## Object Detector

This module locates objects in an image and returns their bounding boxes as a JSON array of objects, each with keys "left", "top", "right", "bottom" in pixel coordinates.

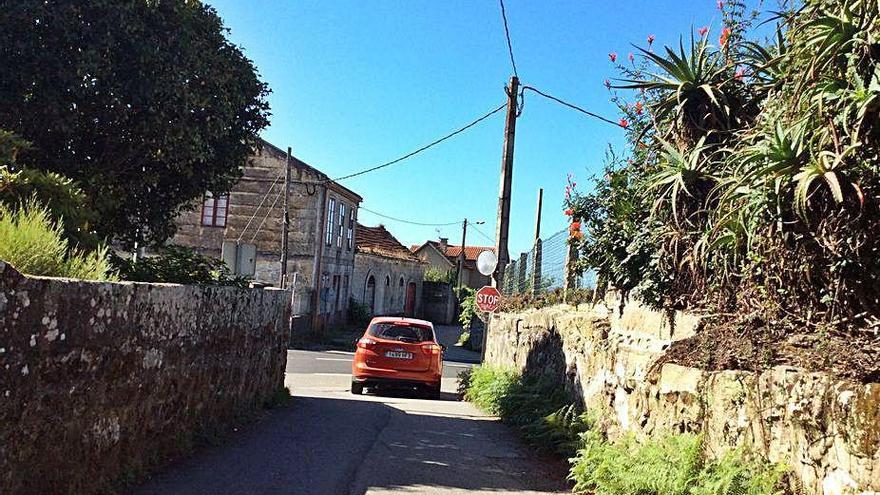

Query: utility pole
[
  {"left": 456, "top": 218, "right": 468, "bottom": 290},
  {"left": 493, "top": 75, "right": 519, "bottom": 291},
  {"left": 279, "top": 147, "right": 292, "bottom": 289},
  {"left": 532, "top": 188, "right": 543, "bottom": 295}
]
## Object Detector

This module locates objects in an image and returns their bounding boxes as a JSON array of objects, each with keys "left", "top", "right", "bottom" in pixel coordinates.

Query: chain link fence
[{"left": 501, "top": 228, "right": 596, "bottom": 296}]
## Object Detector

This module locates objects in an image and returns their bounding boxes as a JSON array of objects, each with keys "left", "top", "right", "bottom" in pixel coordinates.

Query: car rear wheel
[{"left": 351, "top": 381, "right": 364, "bottom": 395}]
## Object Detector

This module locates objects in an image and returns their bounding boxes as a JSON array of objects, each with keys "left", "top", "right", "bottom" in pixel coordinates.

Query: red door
[{"left": 404, "top": 282, "right": 416, "bottom": 316}]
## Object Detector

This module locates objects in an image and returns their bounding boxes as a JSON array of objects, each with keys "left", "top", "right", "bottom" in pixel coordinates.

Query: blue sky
[{"left": 207, "top": 0, "right": 743, "bottom": 254}]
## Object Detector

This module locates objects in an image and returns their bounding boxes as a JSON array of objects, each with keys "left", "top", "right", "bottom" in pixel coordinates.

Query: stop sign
[{"left": 475, "top": 286, "right": 502, "bottom": 313}]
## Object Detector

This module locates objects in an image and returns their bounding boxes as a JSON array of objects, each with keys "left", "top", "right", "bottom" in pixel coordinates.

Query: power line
[
  {"left": 470, "top": 222, "right": 496, "bottom": 244},
  {"left": 498, "top": 0, "right": 519, "bottom": 78},
  {"left": 521, "top": 85, "right": 626, "bottom": 128},
  {"left": 250, "top": 188, "right": 284, "bottom": 243},
  {"left": 236, "top": 169, "right": 285, "bottom": 243},
  {"left": 331, "top": 102, "right": 507, "bottom": 182},
  {"left": 358, "top": 205, "right": 461, "bottom": 227}
]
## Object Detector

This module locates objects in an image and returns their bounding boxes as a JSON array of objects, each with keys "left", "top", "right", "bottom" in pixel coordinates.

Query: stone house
[
  {"left": 172, "top": 140, "right": 362, "bottom": 330},
  {"left": 410, "top": 238, "right": 494, "bottom": 290},
  {"left": 352, "top": 224, "right": 425, "bottom": 317}
]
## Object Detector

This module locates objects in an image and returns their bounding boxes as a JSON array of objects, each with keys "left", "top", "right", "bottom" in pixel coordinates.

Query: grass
[
  {"left": 570, "top": 432, "right": 787, "bottom": 495},
  {"left": 0, "top": 200, "right": 115, "bottom": 280},
  {"left": 462, "top": 366, "right": 589, "bottom": 456}
]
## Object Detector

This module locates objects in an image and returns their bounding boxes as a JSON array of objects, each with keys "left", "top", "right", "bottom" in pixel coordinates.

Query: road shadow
[
  {"left": 134, "top": 395, "right": 567, "bottom": 495},
  {"left": 365, "top": 387, "right": 461, "bottom": 402}
]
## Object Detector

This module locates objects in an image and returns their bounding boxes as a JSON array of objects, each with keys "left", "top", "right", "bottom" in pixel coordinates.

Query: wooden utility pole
[
  {"left": 493, "top": 75, "right": 519, "bottom": 290},
  {"left": 456, "top": 218, "right": 468, "bottom": 290},
  {"left": 279, "top": 147, "right": 292, "bottom": 288},
  {"left": 532, "top": 188, "right": 543, "bottom": 295}
]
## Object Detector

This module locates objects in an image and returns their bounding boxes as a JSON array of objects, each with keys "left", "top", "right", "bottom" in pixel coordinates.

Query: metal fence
[{"left": 501, "top": 228, "right": 596, "bottom": 296}]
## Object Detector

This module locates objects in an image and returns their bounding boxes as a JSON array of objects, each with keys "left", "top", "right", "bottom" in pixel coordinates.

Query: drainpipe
[{"left": 311, "top": 184, "right": 328, "bottom": 331}]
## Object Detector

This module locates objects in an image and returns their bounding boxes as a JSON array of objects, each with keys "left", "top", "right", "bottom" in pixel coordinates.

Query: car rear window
[{"left": 368, "top": 323, "right": 434, "bottom": 343}]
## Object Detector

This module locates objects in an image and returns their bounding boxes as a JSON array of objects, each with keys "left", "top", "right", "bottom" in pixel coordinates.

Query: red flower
[
  {"left": 604, "top": 79, "right": 611, "bottom": 89},
  {"left": 734, "top": 67, "right": 745, "bottom": 80},
  {"left": 569, "top": 221, "right": 581, "bottom": 231},
  {"left": 619, "top": 118, "right": 629, "bottom": 128},
  {"left": 698, "top": 26, "right": 709, "bottom": 37},
  {"left": 634, "top": 101, "right": 644, "bottom": 115},
  {"left": 564, "top": 208, "right": 574, "bottom": 216},
  {"left": 609, "top": 52, "right": 617, "bottom": 62},
  {"left": 571, "top": 230, "right": 584, "bottom": 240},
  {"left": 628, "top": 52, "right": 634, "bottom": 62},
  {"left": 717, "top": 0, "right": 724, "bottom": 9},
  {"left": 647, "top": 34, "right": 655, "bottom": 45},
  {"left": 719, "top": 27, "right": 731, "bottom": 47}
]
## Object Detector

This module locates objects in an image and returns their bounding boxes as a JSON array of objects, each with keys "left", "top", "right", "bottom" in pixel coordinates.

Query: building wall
[
  {"left": 352, "top": 253, "right": 425, "bottom": 317},
  {"left": 414, "top": 245, "right": 455, "bottom": 275},
  {"left": 0, "top": 262, "right": 289, "bottom": 494},
  {"left": 172, "top": 143, "right": 361, "bottom": 326}
]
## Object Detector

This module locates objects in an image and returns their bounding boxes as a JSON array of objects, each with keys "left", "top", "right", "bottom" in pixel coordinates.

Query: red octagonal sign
[{"left": 475, "top": 286, "right": 502, "bottom": 313}]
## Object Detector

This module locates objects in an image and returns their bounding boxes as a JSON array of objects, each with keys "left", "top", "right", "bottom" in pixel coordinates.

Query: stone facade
[
  {"left": 484, "top": 300, "right": 880, "bottom": 495},
  {"left": 352, "top": 253, "right": 424, "bottom": 317},
  {"left": 173, "top": 140, "right": 362, "bottom": 329},
  {"left": 0, "top": 262, "right": 289, "bottom": 494},
  {"left": 352, "top": 224, "right": 425, "bottom": 317}
]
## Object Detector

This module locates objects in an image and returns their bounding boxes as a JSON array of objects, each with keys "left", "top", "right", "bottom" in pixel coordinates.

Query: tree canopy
[{"left": 0, "top": 0, "right": 271, "bottom": 247}]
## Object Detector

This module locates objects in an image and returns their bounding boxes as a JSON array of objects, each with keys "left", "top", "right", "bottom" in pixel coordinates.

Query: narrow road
[{"left": 134, "top": 327, "right": 567, "bottom": 495}]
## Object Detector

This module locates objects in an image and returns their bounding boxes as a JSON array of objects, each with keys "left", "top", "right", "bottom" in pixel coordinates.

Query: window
[
  {"left": 368, "top": 322, "right": 434, "bottom": 343},
  {"left": 337, "top": 203, "right": 346, "bottom": 248},
  {"left": 201, "top": 192, "right": 228, "bottom": 227},
  {"left": 326, "top": 198, "right": 336, "bottom": 246},
  {"left": 346, "top": 207, "right": 354, "bottom": 250}
]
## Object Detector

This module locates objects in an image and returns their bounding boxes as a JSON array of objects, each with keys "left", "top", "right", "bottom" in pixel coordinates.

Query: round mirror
[{"left": 476, "top": 250, "right": 497, "bottom": 276}]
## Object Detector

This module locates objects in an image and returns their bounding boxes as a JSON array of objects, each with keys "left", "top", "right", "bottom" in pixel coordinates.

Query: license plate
[{"left": 385, "top": 351, "right": 413, "bottom": 360}]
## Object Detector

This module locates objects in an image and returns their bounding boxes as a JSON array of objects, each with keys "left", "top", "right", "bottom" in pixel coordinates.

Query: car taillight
[
  {"left": 421, "top": 344, "right": 442, "bottom": 355},
  {"left": 357, "top": 338, "right": 377, "bottom": 349}
]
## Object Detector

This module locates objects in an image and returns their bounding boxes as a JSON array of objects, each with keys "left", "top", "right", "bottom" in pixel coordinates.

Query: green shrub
[
  {"left": 0, "top": 131, "right": 98, "bottom": 248},
  {"left": 348, "top": 298, "right": 372, "bottom": 324},
  {"left": 0, "top": 201, "right": 115, "bottom": 281},
  {"left": 464, "top": 365, "right": 582, "bottom": 454},
  {"left": 112, "top": 245, "right": 247, "bottom": 287},
  {"left": 424, "top": 267, "right": 455, "bottom": 283},
  {"left": 570, "top": 432, "right": 786, "bottom": 495},
  {"left": 464, "top": 366, "right": 521, "bottom": 416},
  {"left": 457, "top": 286, "right": 478, "bottom": 329}
]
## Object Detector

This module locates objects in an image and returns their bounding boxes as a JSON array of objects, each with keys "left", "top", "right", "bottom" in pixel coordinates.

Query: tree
[{"left": 0, "top": 0, "right": 271, "bottom": 247}]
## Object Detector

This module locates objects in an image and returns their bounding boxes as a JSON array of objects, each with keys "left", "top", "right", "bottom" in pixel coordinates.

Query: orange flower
[
  {"left": 570, "top": 221, "right": 581, "bottom": 231},
  {"left": 719, "top": 27, "right": 732, "bottom": 47},
  {"left": 634, "top": 101, "right": 644, "bottom": 115},
  {"left": 619, "top": 118, "right": 629, "bottom": 128}
]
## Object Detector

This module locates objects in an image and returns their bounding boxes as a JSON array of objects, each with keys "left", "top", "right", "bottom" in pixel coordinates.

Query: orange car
[{"left": 351, "top": 317, "right": 444, "bottom": 397}]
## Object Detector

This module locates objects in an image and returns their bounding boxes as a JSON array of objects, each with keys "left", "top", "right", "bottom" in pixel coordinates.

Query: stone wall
[
  {"left": 484, "top": 301, "right": 880, "bottom": 495},
  {"left": 0, "top": 262, "right": 290, "bottom": 494}
]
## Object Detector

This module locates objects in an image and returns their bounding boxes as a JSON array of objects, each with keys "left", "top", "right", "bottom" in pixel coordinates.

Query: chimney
[{"left": 438, "top": 237, "right": 448, "bottom": 252}]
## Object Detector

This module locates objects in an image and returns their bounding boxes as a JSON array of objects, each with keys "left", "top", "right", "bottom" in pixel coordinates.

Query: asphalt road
[{"left": 134, "top": 327, "right": 567, "bottom": 495}]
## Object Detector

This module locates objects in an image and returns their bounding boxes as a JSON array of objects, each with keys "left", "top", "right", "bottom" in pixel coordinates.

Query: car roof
[{"left": 369, "top": 316, "right": 434, "bottom": 328}]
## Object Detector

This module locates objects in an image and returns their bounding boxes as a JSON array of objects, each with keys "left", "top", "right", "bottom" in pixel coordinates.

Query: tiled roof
[
  {"left": 411, "top": 241, "right": 495, "bottom": 262},
  {"left": 356, "top": 224, "right": 422, "bottom": 262}
]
